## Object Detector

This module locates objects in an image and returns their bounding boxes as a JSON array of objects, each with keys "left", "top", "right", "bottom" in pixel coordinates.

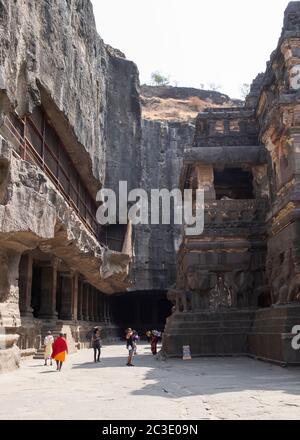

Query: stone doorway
[{"left": 110, "top": 290, "right": 172, "bottom": 339}]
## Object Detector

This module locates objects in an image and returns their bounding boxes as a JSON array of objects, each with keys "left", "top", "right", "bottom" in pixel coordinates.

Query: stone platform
[
  {"left": 163, "top": 310, "right": 255, "bottom": 357},
  {"left": 249, "top": 305, "right": 300, "bottom": 365},
  {"left": 163, "top": 306, "right": 300, "bottom": 365}
]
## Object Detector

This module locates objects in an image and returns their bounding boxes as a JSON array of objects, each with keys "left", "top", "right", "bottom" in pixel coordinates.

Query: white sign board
[{"left": 183, "top": 345, "right": 192, "bottom": 360}]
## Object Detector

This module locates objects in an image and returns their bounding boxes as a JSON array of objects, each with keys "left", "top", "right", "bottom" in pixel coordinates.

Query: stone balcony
[
  {"left": 204, "top": 199, "right": 267, "bottom": 228},
  {"left": 185, "top": 199, "right": 268, "bottom": 242}
]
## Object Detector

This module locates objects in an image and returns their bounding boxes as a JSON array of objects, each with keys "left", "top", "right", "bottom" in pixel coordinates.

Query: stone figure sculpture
[
  {"left": 186, "top": 268, "right": 213, "bottom": 310},
  {"left": 209, "top": 275, "right": 232, "bottom": 312},
  {"left": 167, "top": 287, "right": 190, "bottom": 313}
]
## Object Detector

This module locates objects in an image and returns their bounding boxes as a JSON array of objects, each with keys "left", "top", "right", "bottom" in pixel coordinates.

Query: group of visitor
[
  {"left": 125, "top": 328, "right": 140, "bottom": 366},
  {"left": 146, "top": 330, "right": 161, "bottom": 356},
  {"left": 43, "top": 327, "right": 161, "bottom": 370},
  {"left": 43, "top": 331, "right": 68, "bottom": 371}
]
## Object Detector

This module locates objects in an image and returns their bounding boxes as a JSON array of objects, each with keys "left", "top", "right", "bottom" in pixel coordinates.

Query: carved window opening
[
  {"left": 229, "top": 119, "right": 240, "bottom": 132},
  {"left": 215, "top": 120, "right": 225, "bottom": 134},
  {"left": 214, "top": 167, "right": 254, "bottom": 200}
]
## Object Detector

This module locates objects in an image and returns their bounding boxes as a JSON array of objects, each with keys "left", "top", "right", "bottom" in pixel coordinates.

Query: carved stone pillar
[
  {"left": 38, "top": 258, "right": 59, "bottom": 320},
  {"left": 91, "top": 286, "right": 96, "bottom": 321},
  {"left": 195, "top": 165, "right": 216, "bottom": 201},
  {"left": 91, "top": 289, "right": 96, "bottom": 322},
  {"left": 19, "top": 254, "right": 34, "bottom": 318},
  {"left": 78, "top": 279, "right": 84, "bottom": 321},
  {"left": 0, "top": 249, "right": 22, "bottom": 327},
  {"left": 88, "top": 285, "right": 94, "bottom": 321},
  {"left": 82, "top": 282, "right": 89, "bottom": 321},
  {"left": 0, "top": 249, "right": 21, "bottom": 372},
  {"left": 72, "top": 272, "right": 78, "bottom": 321},
  {"left": 104, "top": 296, "right": 110, "bottom": 324},
  {"left": 103, "top": 297, "right": 107, "bottom": 323},
  {"left": 98, "top": 294, "right": 104, "bottom": 323},
  {"left": 94, "top": 292, "right": 100, "bottom": 322},
  {"left": 59, "top": 271, "right": 74, "bottom": 321}
]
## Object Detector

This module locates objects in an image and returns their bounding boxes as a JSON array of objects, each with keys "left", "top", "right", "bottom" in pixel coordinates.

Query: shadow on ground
[{"left": 70, "top": 349, "right": 300, "bottom": 400}]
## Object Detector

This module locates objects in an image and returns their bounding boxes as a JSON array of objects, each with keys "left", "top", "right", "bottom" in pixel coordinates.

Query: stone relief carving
[
  {"left": 0, "top": 250, "right": 9, "bottom": 302},
  {"left": 177, "top": 267, "right": 258, "bottom": 312},
  {"left": 209, "top": 275, "right": 232, "bottom": 311},
  {"left": 167, "top": 287, "right": 191, "bottom": 313},
  {"left": 186, "top": 268, "right": 215, "bottom": 311},
  {"left": 267, "top": 249, "right": 300, "bottom": 305}
]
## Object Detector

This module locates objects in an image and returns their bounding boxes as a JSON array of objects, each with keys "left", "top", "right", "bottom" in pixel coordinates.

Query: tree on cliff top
[
  {"left": 240, "top": 83, "right": 250, "bottom": 99},
  {"left": 151, "top": 71, "right": 170, "bottom": 86}
]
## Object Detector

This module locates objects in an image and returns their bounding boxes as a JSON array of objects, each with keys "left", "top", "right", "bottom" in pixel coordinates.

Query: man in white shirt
[{"left": 44, "top": 331, "right": 54, "bottom": 366}]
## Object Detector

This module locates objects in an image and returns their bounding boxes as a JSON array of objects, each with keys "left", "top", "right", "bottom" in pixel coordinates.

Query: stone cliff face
[
  {"left": 105, "top": 86, "right": 232, "bottom": 291},
  {"left": 0, "top": 0, "right": 141, "bottom": 195},
  {"left": 0, "top": 0, "right": 143, "bottom": 372},
  {"left": 0, "top": 0, "right": 237, "bottom": 297},
  {"left": 105, "top": 52, "right": 142, "bottom": 192},
  {"left": 141, "top": 85, "right": 242, "bottom": 106},
  {"left": 132, "top": 120, "right": 195, "bottom": 291},
  {"left": 0, "top": 0, "right": 141, "bottom": 281}
]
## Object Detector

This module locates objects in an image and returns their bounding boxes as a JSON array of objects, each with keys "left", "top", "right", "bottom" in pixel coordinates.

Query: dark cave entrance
[
  {"left": 110, "top": 290, "right": 172, "bottom": 339},
  {"left": 214, "top": 167, "right": 254, "bottom": 200}
]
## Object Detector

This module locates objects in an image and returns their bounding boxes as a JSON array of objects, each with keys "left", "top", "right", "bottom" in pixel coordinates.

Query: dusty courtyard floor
[{"left": 0, "top": 343, "right": 300, "bottom": 420}]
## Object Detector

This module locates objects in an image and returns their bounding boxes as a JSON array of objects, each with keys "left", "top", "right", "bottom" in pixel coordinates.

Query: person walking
[
  {"left": 43, "top": 331, "right": 54, "bottom": 366},
  {"left": 125, "top": 328, "right": 135, "bottom": 366},
  {"left": 51, "top": 333, "right": 68, "bottom": 372},
  {"left": 150, "top": 330, "right": 159, "bottom": 356},
  {"left": 92, "top": 327, "right": 101, "bottom": 363},
  {"left": 132, "top": 330, "right": 139, "bottom": 355}
]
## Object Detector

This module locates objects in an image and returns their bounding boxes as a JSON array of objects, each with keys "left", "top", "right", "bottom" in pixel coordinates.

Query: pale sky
[{"left": 91, "top": 0, "right": 290, "bottom": 99}]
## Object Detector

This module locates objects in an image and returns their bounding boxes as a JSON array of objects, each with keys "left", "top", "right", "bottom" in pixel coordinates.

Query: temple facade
[
  {"left": 2, "top": 0, "right": 300, "bottom": 372},
  {"left": 163, "top": 3, "right": 300, "bottom": 364}
]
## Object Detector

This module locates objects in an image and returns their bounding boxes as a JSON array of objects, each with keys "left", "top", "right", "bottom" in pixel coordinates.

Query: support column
[
  {"left": 19, "top": 254, "right": 34, "bottom": 318},
  {"left": 97, "top": 294, "right": 103, "bottom": 323},
  {"left": 72, "top": 272, "right": 78, "bottom": 321},
  {"left": 107, "top": 297, "right": 112, "bottom": 324},
  {"left": 92, "top": 289, "right": 97, "bottom": 322},
  {"left": 94, "top": 292, "right": 98, "bottom": 322},
  {"left": 104, "top": 296, "right": 110, "bottom": 324},
  {"left": 78, "top": 279, "right": 83, "bottom": 321},
  {"left": 38, "top": 258, "right": 59, "bottom": 320},
  {"left": 90, "top": 288, "right": 94, "bottom": 322},
  {"left": 0, "top": 249, "right": 21, "bottom": 372},
  {"left": 94, "top": 292, "right": 100, "bottom": 322},
  {"left": 88, "top": 286, "right": 93, "bottom": 322},
  {"left": 195, "top": 165, "right": 216, "bottom": 201},
  {"left": 59, "top": 271, "right": 74, "bottom": 321},
  {"left": 103, "top": 297, "right": 107, "bottom": 324},
  {"left": 82, "top": 282, "right": 89, "bottom": 321},
  {"left": 98, "top": 293, "right": 103, "bottom": 322}
]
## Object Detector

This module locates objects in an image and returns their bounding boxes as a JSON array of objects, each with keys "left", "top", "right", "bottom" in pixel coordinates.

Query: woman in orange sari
[{"left": 51, "top": 333, "right": 68, "bottom": 372}]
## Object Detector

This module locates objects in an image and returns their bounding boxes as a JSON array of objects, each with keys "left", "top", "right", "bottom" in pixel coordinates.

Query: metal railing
[{"left": 4, "top": 112, "right": 101, "bottom": 241}]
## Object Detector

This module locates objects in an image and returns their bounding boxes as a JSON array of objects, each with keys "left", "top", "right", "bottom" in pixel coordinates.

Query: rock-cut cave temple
[{"left": 1, "top": 0, "right": 300, "bottom": 371}]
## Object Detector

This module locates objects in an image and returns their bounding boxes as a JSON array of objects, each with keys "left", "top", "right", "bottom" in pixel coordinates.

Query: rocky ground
[
  {"left": 141, "top": 85, "right": 239, "bottom": 122},
  {"left": 0, "top": 343, "right": 299, "bottom": 420}
]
